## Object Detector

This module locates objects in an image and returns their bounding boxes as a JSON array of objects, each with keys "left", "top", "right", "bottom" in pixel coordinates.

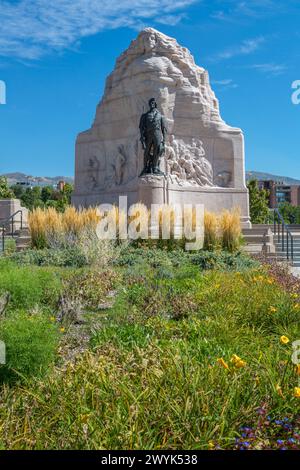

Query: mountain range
[
  {"left": 2, "top": 171, "right": 300, "bottom": 187},
  {"left": 246, "top": 171, "right": 300, "bottom": 185},
  {"left": 1, "top": 172, "right": 74, "bottom": 186}
]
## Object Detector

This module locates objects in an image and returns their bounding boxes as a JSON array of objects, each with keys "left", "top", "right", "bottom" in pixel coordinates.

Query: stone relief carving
[
  {"left": 165, "top": 135, "right": 214, "bottom": 187},
  {"left": 111, "top": 146, "right": 126, "bottom": 185},
  {"left": 106, "top": 140, "right": 139, "bottom": 189},
  {"left": 215, "top": 171, "right": 232, "bottom": 187},
  {"left": 85, "top": 155, "right": 101, "bottom": 191}
]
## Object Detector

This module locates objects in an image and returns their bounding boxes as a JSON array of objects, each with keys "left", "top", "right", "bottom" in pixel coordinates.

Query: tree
[
  {"left": 10, "top": 184, "right": 25, "bottom": 199},
  {"left": 41, "top": 186, "right": 54, "bottom": 203},
  {"left": 247, "top": 179, "right": 270, "bottom": 224},
  {"left": 20, "top": 186, "right": 43, "bottom": 210},
  {"left": 278, "top": 202, "right": 300, "bottom": 224},
  {"left": 61, "top": 183, "right": 73, "bottom": 204},
  {"left": 0, "top": 177, "right": 14, "bottom": 199}
]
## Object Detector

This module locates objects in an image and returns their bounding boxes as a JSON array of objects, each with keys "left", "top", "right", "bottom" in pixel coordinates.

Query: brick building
[{"left": 258, "top": 180, "right": 300, "bottom": 208}]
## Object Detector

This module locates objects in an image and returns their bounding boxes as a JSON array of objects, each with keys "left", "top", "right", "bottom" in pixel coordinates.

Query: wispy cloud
[
  {"left": 0, "top": 0, "right": 198, "bottom": 60},
  {"left": 156, "top": 14, "right": 187, "bottom": 26},
  {"left": 211, "top": 79, "right": 238, "bottom": 89},
  {"left": 211, "top": 0, "right": 285, "bottom": 22},
  {"left": 212, "top": 36, "right": 265, "bottom": 61},
  {"left": 249, "top": 63, "right": 287, "bottom": 76}
]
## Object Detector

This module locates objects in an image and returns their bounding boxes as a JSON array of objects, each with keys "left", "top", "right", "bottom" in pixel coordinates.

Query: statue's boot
[
  {"left": 139, "top": 163, "right": 152, "bottom": 177},
  {"left": 153, "top": 167, "right": 165, "bottom": 176}
]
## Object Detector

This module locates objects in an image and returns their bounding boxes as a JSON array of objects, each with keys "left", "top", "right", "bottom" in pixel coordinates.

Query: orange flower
[{"left": 217, "top": 358, "right": 229, "bottom": 370}]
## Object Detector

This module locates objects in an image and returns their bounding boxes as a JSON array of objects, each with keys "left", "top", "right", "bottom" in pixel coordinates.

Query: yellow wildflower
[
  {"left": 230, "top": 354, "right": 246, "bottom": 368},
  {"left": 294, "top": 387, "right": 300, "bottom": 398},
  {"left": 217, "top": 358, "right": 229, "bottom": 370},
  {"left": 60, "top": 327, "right": 65, "bottom": 333},
  {"left": 208, "top": 441, "right": 214, "bottom": 450},
  {"left": 269, "top": 306, "right": 277, "bottom": 313},
  {"left": 50, "top": 316, "right": 56, "bottom": 322},
  {"left": 280, "top": 335, "right": 290, "bottom": 344}
]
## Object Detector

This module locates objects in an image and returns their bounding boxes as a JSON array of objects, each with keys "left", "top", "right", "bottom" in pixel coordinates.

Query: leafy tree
[
  {"left": 0, "top": 177, "right": 14, "bottom": 199},
  {"left": 41, "top": 186, "right": 54, "bottom": 203},
  {"left": 10, "top": 184, "right": 25, "bottom": 199},
  {"left": 278, "top": 202, "right": 300, "bottom": 224},
  {"left": 61, "top": 183, "right": 73, "bottom": 204},
  {"left": 6, "top": 180, "right": 74, "bottom": 212},
  {"left": 247, "top": 179, "right": 270, "bottom": 224},
  {"left": 20, "top": 187, "right": 43, "bottom": 210}
]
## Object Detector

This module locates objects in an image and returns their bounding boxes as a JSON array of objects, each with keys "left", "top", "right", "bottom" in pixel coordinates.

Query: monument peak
[{"left": 73, "top": 29, "right": 250, "bottom": 227}]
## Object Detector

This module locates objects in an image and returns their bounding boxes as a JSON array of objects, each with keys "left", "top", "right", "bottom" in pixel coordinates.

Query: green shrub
[
  {"left": 10, "top": 247, "right": 88, "bottom": 268},
  {"left": 0, "top": 260, "right": 62, "bottom": 310},
  {"left": 3, "top": 238, "right": 16, "bottom": 255},
  {"left": 191, "top": 250, "right": 259, "bottom": 271},
  {"left": 0, "top": 311, "right": 59, "bottom": 384}
]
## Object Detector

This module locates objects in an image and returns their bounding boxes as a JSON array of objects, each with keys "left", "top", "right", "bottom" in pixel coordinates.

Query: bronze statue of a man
[{"left": 139, "top": 98, "right": 167, "bottom": 176}]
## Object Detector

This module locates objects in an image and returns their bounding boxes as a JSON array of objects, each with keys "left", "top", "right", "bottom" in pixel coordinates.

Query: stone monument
[{"left": 72, "top": 28, "right": 250, "bottom": 227}]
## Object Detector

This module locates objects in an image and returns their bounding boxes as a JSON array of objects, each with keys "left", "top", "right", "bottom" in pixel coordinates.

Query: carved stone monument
[{"left": 72, "top": 28, "right": 250, "bottom": 227}]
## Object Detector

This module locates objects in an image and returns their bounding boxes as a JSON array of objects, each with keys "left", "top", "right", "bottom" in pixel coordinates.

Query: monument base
[{"left": 72, "top": 176, "right": 251, "bottom": 228}]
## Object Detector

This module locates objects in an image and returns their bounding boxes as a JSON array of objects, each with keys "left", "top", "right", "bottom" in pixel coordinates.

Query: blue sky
[{"left": 0, "top": 0, "right": 299, "bottom": 178}]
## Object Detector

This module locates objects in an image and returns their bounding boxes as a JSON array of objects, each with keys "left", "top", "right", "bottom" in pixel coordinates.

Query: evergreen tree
[{"left": 247, "top": 179, "right": 270, "bottom": 224}]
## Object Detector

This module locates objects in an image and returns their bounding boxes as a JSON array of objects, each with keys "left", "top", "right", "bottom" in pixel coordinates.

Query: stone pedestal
[{"left": 0, "top": 199, "right": 28, "bottom": 232}]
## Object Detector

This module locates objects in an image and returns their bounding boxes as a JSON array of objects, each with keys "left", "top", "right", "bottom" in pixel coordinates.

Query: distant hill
[
  {"left": 1, "top": 172, "right": 74, "bottom": 186},
  {"left": 2, "top": 171, "right": 300, "bottom": 187},
  {"left": 246, "top": 171, "right": 300, "bottom": 185}
]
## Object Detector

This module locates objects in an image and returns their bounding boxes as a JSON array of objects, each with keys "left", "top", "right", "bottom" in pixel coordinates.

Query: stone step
[
  {"left": 243, "top": 245, "right": 264, "bottom": 253},
  {"left": 14, "top": 228, "right": 30, "bottom": 237},
  {"left": 15, "top": 238, "right": 31, "bottom": 246},
  {"left": 243, "top": 235, "right": 267, "bottom": 243}
]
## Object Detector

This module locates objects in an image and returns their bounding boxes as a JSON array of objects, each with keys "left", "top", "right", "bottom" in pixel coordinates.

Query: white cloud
[
  {"left": 213, "top": 36, "right": 265, "bottom": 61},
  {"left": 156, "top": 14, "right": 187, "bottom": 26},
  {"left": 211, "top": 0, "right": 284, "bottom": 22},
  {"left": 0, "top": 0, "right": 197, "bottom": 60},
  {"left": 249, "top": 63, "right": 287, "bottom": 76},
  {"left": 211, "top": 78, "right": 238, "bottom": 89}
]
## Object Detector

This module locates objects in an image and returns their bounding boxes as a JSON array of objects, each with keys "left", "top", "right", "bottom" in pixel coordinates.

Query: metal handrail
[
  {"left": 0, "top": 210, "right": 23, "bottom": 252},
  {"left": 273, "top": 208, "right": 294, "bottom": 262}
]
